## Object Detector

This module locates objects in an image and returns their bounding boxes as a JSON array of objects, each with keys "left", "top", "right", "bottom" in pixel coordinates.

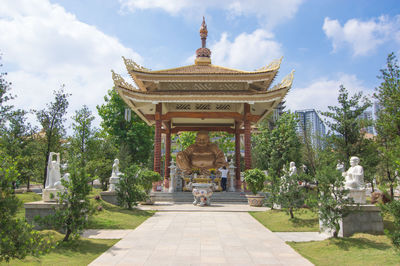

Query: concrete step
[{"left": 151, "top": 192, "right": 249, "bottom": 203}]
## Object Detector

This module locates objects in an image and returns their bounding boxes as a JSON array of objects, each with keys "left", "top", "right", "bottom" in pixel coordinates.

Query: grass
[
  {"left": 288, "top": 233, "right": 400, "bottom": 265},
  {"left": 250, "top": 209, "right": 319, "bottom": 232},
  {"left": 16, "top": 190, "right": 154, "bottom": 229},
  {"left": 88, "top": 198, "right": 154, "bottom": 229},
  {"left": 15, "top": 192, "right": 42, "bottom": 220},
  {"left": 0, "top": 231, "right": 119, "bottom": 266}
]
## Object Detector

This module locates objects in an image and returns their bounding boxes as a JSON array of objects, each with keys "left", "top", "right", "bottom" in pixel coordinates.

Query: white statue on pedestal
[
  {"left": 45, "top": 152, "right": 61, "bottom": 189},
  {"left": 289, "top": 162, "right": 297, "bottom": 176},
  {"left": 109, "top": 159, "right": 121, "bottom": 192},
  {"left": 343, "top": 157, "right": 364, "bottom": 190},
  {"left": 343, "top": 156, "right": 366, "bottom": 204},
  {"left": 43, "top": 152, "right": 63, "bottom": 202},
  {"left": 169, "top": 160, "right": 176, "bottom": 193}
]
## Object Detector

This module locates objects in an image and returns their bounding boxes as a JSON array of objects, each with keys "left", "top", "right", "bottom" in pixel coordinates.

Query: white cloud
[
  {"left": 323, "top": 16, "right": 400, "bottom": 56},
  {"left": 0, "top": 0, "right": 142, "bottom": 129},
  {"left": 119, "top": 0, "right": 304, "bottom": 28},
  {"left": 185, "top": 29, "right": 282, "bottom": 70},
  {"left": 285, "top": 74, "right": 372, "bottom": 113}
]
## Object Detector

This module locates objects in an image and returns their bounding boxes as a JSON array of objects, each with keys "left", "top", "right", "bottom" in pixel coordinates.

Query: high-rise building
[
  {"left": 359, "top": 110, "right": 374, "bottom": 135},
  {"left": 295, "top": 109, "right": 326, "bottom": 148}
]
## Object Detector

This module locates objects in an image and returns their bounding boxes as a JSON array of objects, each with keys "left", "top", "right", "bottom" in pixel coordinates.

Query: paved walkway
[
  {"left": 89, "top": 212, "right": 312, "bottom": 265},
  {"left": 275, "top": 232, "right": 330, "bottom": 242}
]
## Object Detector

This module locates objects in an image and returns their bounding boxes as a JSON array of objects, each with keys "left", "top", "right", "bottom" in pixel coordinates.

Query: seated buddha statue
[{"left": 176, "top": 131, "right": 227, "bottom": 175}]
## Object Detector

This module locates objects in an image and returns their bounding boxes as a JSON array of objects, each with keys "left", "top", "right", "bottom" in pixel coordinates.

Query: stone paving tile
[{"left": 89, "top": 212, "right": 313, "bottom": 266}]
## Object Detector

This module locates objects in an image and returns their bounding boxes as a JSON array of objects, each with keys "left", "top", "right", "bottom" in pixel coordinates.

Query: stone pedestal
[
  {"left": 24, "top": 201, "right": 59, "bottom": 228},
  {"left": 42, "top": 188, "right": 62, "bottom": 202},
  {"left": 348, "top": 189, "right": 366, "bottom": 204},
  {"left": 100, "top": 191, "right": 118, "bottom": 206},
  {"left": 320, "top": 205, "right": 383, "bottom": 237}
]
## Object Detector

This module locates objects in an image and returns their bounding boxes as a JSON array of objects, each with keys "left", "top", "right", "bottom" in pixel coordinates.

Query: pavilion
[{"left": 111, "top": 18, "right": 294, "bottom": 190}]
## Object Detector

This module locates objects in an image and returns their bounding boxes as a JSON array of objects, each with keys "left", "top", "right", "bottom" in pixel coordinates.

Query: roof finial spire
[
  {"left": 196, "top": 16, "right": 211, "bottom": 65},
  {"left": 200, "top": 16, "right": 208, "bottom": 48}
]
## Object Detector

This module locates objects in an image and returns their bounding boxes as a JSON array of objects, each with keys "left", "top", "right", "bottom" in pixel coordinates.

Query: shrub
[
  {"left": 116, "top": 165, "right": 146, "bottom": 209},
  {"left": 0, "top": 152, "right": 52, "bottom": 261},
  {"left": 36, "top": 163, "right": 94, "bottom": 242},
  {"left": 243, "top": 168, "right": 267, "bottom": 195},
  {"left": 381, "top": 200, "right": 400, "bottom": 248}
]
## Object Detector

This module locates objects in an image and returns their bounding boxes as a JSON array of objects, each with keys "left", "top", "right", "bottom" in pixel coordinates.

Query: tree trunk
[
  {"left": 27, "top": 176, "right": 31, "bottom": 192},
  {"left": 63, "top": 228, "right": 72, "bottom": 242},
  {"left": 371, "top": 181, "right": 374, "bottom": 192},
  {"left": 390, "top": 183, "right": 394, "bottom": 200},
  {"left": 43, "top": 147, "right": 51, "bottom": 188},
  {"left": 289, "top": 207, "right": 294, "bottom": 219}
]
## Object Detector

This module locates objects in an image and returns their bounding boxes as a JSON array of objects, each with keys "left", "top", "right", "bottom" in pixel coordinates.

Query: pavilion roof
[
  {"left": 121, "top": 56, "right": 282, "bottom": 92},
  {"left": 110, "top": 17, "right": 294, "bottom": 129}
]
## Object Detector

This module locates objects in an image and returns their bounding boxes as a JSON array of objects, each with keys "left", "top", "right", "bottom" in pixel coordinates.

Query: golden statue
[{"left": 176, "top": 131, "right": 227, "bottom": 175}]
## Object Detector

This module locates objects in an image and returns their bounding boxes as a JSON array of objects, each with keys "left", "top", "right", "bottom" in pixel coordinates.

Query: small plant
[
  {"left": 243, "top": 168, "right": 267, "bottom": 195},
  {"left": 94, "top": 195, "right": 101, "bottom": 201},
  {"left": 97, "top": 205, "right": 103, "bottom": 212},
  {"left": 139, "top": 169, "right": 163, "bottom": 195}
]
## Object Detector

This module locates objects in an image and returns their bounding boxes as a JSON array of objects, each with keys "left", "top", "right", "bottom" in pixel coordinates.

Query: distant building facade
[{"left": 295, "top": 109, "right": 326, "bottom": 148}]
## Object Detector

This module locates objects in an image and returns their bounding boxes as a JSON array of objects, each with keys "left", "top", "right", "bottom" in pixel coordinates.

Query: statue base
[
  {"left": 24, "top": 201, "right": 59, "bottom": 229},
  {"left": 100, "top": 191, "right": 118, "bottom": 206},
  {"left": 320, "top": 204, "right": 383, "bottom": 237},
  {"left": 348, "top": 189, "right": 366, "bottom": 204},
  {"left": 42, "top": 188, "right": 62, "bottom": 202}
]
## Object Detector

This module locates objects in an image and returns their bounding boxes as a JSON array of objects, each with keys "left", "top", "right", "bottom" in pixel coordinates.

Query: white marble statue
[
  {"left": 343, "top": 156, "right": 366, "bottom": 204},
  {"left": 45, "top": 152, "right": 61, "bottom": 189},
  {"left": 109, "top": 159, "right": 121, "bottom": 192},
  {"left": 54, "top": 173, "right": 70, "bottom": 190},
  {"left": 343, "top": 157, "right": 364, "bottom": 190},
  {"left": 336, "top": 160, "right": 345, "bottom": 173},
  {"left": 289, "top": 162, "right": 297, "bottom": 176}
]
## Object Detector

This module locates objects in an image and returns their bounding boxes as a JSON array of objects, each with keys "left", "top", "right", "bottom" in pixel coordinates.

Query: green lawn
[
  {"left": 250, "top": 209, "right": 319, "bottom": 232},
  {"left": 288, "top": 233, "right": 400, "bottom": 265},
  {"left": 88, "top": 199, "right": 154, "bottom": 229},
  {"left": 0, "top": 231, "right": 118, "bottom": 266}
]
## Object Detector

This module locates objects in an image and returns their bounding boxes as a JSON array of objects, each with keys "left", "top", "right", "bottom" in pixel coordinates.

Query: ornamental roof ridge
[
  {"left": 122, "top": 56, "right": 151, "bottom": 73},
  {"left": 111, "top": 70, "right": 137, "bottom": 91},
  {"left": 271, "top": 70, "right": 295, "bottom": 91},
  {"left": 256, "top": 56, "right": 283, "bottom": 72}
]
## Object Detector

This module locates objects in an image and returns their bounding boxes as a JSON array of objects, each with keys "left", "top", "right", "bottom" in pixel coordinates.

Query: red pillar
[
  {"left": 244, "top": 103, "right": 252, "bottom": 170},
  {"left": 153, "top": 103, "right": 162, "bottom": 191},
  {"left": 235, "top": 121, "right": 241, "bottom": 190},
  {"left": 164, "top": 121, "right": 171, "bottom": 188}
]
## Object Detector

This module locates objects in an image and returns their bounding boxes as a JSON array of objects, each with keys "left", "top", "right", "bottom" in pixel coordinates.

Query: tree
[
  {"left": 69, "top": 105, "right": 95, "bottom": 168},
  {"left": 86, "top": 133, "right": 117, "bottom": 191},
  {"left": 97, "top": 89, "right": 153, "bottom": 166},
  {"left": 374, "top": 52, "right": 400, "bottom": 199},
  {"left": 278, "top": 165, "right": 306, "bottom": 219},
  {"left": 253, "top": 112, "right": 302, "bottom": 208},
  {"left": 210, "top": 132, "right": 235, "bottom": 157},
  {"left": 315, "top": 146, "right": 353, "bottom": 238},
  {"left": 35, "top": 87, "right": 70, "bottom": 187},
  {"left": 320, "top": 85, "right": 371, "bottom": 167},
  {"left": 0, "top": 55, "right": 14, "bottom": 129},
  {"left": 116, "top": 165, "right": 145, "bottom": 209},
  {"left": 0, "top": 150, "right": 52, "bottom": 262},
  {"left": 174, "top": 132, "right": 196, "bottom": 150},
  {"left": 37, "top": 162, "right": 93, "bottom": 242}
]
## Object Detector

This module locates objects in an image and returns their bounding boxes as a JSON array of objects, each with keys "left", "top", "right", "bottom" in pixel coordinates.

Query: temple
[{"left": 111, "top": 17, "right": 294, "bottom": 190}]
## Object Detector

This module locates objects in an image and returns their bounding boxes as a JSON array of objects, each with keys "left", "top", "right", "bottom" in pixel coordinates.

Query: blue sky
[{"left": 1, "top": 0, "right": 399, "bottom": 129}]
